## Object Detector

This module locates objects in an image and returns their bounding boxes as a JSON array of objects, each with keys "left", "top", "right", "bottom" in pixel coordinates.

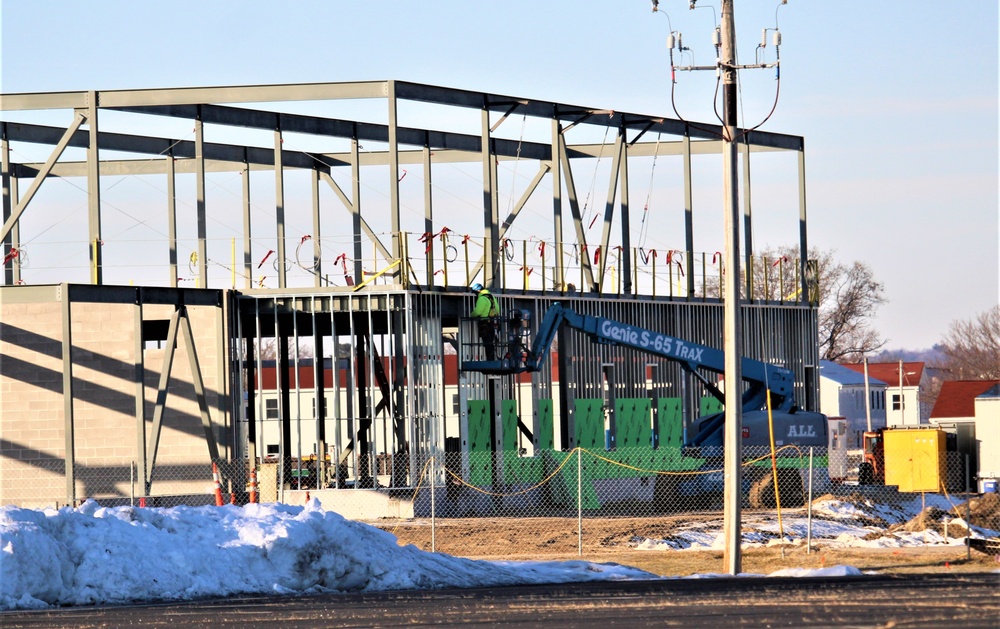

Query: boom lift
[{"left": 462, "top": 302, "right": 827, "bottom": 452}]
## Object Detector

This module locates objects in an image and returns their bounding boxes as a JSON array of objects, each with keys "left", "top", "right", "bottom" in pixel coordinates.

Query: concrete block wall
[{"left": 1, "top": 288, "right": 229, "bottom": 508}]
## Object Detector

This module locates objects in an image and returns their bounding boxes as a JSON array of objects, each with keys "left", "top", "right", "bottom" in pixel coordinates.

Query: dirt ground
[{"left": 374, "top": 514, "right": 1000, "bottom": 577}]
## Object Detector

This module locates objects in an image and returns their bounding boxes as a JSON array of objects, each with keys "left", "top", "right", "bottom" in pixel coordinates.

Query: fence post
[
  {"left": 966, "top": 454, "right": 971, "bottom": 561},
  {"left": 807, "top": 448, "right": 813, "bottom": 554},
  {"left": 577, "top": 448, "right": 583, "bottom": 557},
  {"left": 431, "top": 456, "right": 436, "bottom": 554}
]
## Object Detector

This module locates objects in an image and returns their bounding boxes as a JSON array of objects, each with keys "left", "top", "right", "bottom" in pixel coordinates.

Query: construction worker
[{"left": 469, "top": 282, "right": 500, "bottom": 360}]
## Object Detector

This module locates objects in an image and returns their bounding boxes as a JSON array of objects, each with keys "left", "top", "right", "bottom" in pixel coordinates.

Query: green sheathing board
[
  {"left": 574, "top": 398, "right": 605, "bottom": 449},
  {"left": 700, "top": 396, "right": 724, "bottom": 416},
  {"left": 657, "top": 397, "right": 683, "bottom": 449},
  {"left": 467, "top": 399, "right": 492, "bottom": 486},
  {"left": 536, "top": 399, "right": 554, "bottom": 450},
  {"left": 615, "top": 398, "right": 652, "bottom": 449},
  {"left": 502, "top": 399, "right": 518, "bottom": 452}
]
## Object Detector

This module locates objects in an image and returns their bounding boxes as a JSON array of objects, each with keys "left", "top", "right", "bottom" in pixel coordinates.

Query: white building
[
  {"left": 841, "top": 362, "right": 927, "bottom": 427},
  {"left": 819, "top": 360, "right": 888, "bottom": 448}
]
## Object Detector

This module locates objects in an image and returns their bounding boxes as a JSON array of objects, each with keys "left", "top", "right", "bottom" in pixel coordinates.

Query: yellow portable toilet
[{"left": 883, "top": 427, "right": 946, "bottom": 492}]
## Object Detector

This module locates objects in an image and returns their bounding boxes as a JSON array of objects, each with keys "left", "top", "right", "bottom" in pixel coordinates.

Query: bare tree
[
  {"left": 254, "top": 337, "right": 315, "bottom": 361},
  {"left": 818, "top": 258, "right": 887, "bottom": 361},
  {"left": 939, "top": 306, "right": 1000, "bottom": 380},
  {"left": 745, "top": 246, "right": 886, "bottom": 361}
]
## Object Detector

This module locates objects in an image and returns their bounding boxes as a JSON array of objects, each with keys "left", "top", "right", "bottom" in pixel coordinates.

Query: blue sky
[{"left": 1, "top": 1, "right": 997, "bottom": 350}]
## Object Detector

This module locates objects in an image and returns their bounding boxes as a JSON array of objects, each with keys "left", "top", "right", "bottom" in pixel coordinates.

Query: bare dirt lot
[{"left": 376, "top": 514, "right": 1000, "bottom": 577}]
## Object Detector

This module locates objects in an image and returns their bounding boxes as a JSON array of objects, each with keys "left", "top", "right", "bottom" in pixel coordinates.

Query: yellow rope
[
  {"left": 434, "top": 445, "right": 808, "bottom": 500},
  {"left": 441, "top": 447, "right": 585, "bottom": 497}
]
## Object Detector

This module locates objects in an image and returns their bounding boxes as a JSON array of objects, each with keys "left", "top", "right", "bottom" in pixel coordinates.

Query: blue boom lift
[{"left": 463, "top": 302, "right": 827, "bottom": 452}]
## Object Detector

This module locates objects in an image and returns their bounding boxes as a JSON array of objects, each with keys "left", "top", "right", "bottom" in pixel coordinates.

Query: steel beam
[
  {"left": 318, "top": 171, "right": 392, "bottom": 266},
  {"left": 597, "top": 131, "right": 624, "bottom": 291},
  {"left": 557, "top": 133, "right": 596, "bottom": 291}
]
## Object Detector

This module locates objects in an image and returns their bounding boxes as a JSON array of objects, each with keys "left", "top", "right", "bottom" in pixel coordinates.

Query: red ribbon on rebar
[
  {"left": 2, "top": 247, "right": 18, "bottom": 265},
  {"left": 594, "top": 246, "right": 601, "bottom": 264},
  {"left": 257, "top": 250, "right": 274, "bottom": 269},
  {"left": 300, "top": 235, "right": 311, "bottom": 244}
]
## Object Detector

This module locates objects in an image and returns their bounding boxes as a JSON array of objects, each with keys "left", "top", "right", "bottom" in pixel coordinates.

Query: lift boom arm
[{"left": 524, "top": 303, "right": 797, "bottom": 414}]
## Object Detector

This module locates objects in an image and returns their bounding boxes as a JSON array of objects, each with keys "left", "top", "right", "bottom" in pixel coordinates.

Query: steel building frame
[{"left": 0, "top": 81, "right": 818, "bottom": 497}]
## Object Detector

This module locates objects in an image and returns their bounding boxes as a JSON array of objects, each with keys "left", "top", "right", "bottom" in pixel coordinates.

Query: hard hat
[{"left": 470, "top": 282, "right": 484, "bottom": 292}]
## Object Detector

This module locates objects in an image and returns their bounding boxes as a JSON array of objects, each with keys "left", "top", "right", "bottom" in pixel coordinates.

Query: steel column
[
  {"left": 683, "top": 134, "right": 695, "bottom": 295},
  {"left": 274, "top": 129, "right": 287, "bottom": 288},
  {"left": 195, "top": 112, "right": 208, "bottom": 285},
  {"left": 86, "top": 92, "right": 103, "bottom": 285},
  {"left": 798, "top": 145, "right": 809, "bottom": 305},
  {"left": 388, "top": 82, "right": 402, "bottom": 275},
  {"left": 133, "top": 291, "right": 147, "bottom": 498},
  {"left": 167, "top": 149, "right": 178, "bottom": 287},
  {"left": 552, "top": 120, "right": 565, "bottom": 292},
  {"left": 742, "top": 141, "right": 754, "bottom": 298},
  {"left": 619, "top": 136, "right": 632, "bottom": 295},
  {"left": 481, "top": 107, "right": 498, "bottom": 287},
  {"left": 311, "top": 168, "right": 322, "bottom": 287},
  {"left": 61, "top": 284, "right": 76, "bottom": 505},
  {"left": 1, "top": 126, "right": 12, "bottom": 285}
]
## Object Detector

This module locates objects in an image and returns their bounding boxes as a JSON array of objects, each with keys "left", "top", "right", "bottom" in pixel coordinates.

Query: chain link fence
[
  {"left": 4, "top": 446, "right": 997, "bottom": 563},
  {"left": 383, "top": 445, "right": 998, "bottom": 561}
]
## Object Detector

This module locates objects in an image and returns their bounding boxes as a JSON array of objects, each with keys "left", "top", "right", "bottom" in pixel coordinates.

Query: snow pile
[{"left": 0, "top": 499, "right": 653, "bottom": 611}]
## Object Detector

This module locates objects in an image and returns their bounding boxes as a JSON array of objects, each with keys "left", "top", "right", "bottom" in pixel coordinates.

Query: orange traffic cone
[
  {"left": 212, "top": 462, "right": 225, "bottom": 507},
  {"left": 248, "top": 468, "right": 258, "bottom": 504}
]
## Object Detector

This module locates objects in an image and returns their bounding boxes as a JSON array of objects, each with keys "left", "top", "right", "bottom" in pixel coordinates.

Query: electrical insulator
[
  {"left": 761, "top": 28, "right": 767, "bottom": 48},
  {"left": 712, "top": 28, "right": 721, "bottom": 46},
  {"left": 667, "top": 33, "right": 675, "bottom": 50},
  {"left": 773, "top": 31, "right": 782, "bottom": 47},
  {"left": 677, "top": 33, "right": 683, "bottom": 50}
]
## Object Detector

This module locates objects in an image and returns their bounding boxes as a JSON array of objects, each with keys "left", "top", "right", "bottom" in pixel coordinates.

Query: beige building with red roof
[{"left": 930, "top": 380, "right": 1000, "bottom": 493}]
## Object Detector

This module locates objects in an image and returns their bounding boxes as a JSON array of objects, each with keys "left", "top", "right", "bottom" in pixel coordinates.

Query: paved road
[{"left": 3, "top": 573, "right": 997, "bottom": 628}]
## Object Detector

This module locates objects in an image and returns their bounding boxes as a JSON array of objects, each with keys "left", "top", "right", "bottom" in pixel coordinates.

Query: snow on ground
[
  {"left": 630, "top": 493, "right": 999, "bottom": 552},
  {"left": 0, "top": 493, "right": 992, "bottom": 612}
]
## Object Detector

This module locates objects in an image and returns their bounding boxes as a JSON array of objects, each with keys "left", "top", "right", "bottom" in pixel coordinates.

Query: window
[
  {"left": 891, "top": 394, "right": 904, "bottom": 411},
  {"left": 870, "top": 390, "right": 885, "bottom": 410},
  {"left": 266, "top": 444, "right": 279, "bottom": 455},
  {"left": 265, "top": 398, "right": 278, "bottom": 420}
]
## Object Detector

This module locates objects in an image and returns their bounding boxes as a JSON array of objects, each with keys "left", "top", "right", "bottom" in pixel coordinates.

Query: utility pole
[{"left": 719, "top": 0, "right": 744, "bottom": 576}]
